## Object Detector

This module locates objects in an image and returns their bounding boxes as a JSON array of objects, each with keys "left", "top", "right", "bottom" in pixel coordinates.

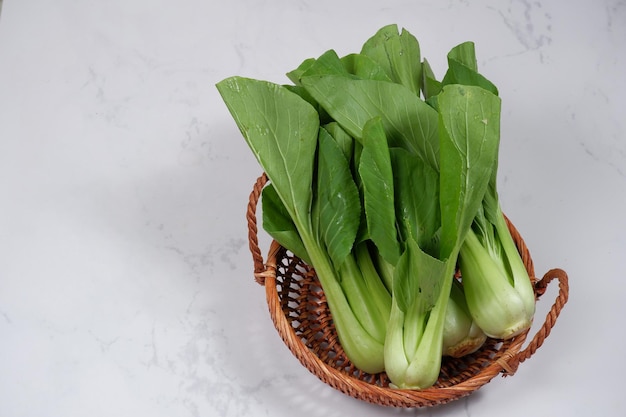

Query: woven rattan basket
[{"left": 246, "top": 173, "right": 569, "bottom": 408}]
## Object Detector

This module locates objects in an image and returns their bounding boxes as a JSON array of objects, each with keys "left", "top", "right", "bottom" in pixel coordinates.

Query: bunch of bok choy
[{"left": 216, "top": 24, "right": 535, "bottom": 389}]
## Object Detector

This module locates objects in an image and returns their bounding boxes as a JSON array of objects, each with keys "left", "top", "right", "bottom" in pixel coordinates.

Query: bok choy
[
  {"left": 217, "top": 23, "right": 535, "bottom": 390},
  {"left": 433, "top": 40, "right": 537, "bottom": 340}
]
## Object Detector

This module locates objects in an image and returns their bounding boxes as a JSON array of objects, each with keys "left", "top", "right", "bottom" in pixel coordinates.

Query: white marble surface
[{"left": 1, "top": 1, "right": 624, "bottom": 416}]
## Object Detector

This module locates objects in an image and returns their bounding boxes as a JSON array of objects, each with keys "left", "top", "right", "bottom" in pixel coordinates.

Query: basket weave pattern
[{"left": 247, "top": 173, "right": 569, "bottom": 408}]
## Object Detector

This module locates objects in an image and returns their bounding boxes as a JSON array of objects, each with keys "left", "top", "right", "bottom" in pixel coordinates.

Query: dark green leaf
[
  {"left": 358, "top": 118, "right": 400, "bottom": 266},
  {"left": 301, "top": 75, "right": 440, "bottom": 171},
  {"left": 482, "top": 173, "right": 501, "bottom": 226},
  {"left": 447, "top": 41, "right": 479, "bottom": 71},
  {"left": 438, "top": 84, "right": 501, "bottom": 259},
  {"left": 283, "top": 85, "right": 320, "bottom": 109},
  {"left": 341, "top": 53, "right": 394, "bottom": 82},
  {"left": 393, "top": 237, "right": 446, "bottom": 313},
  {"left": 421, "top": 58, "right": 442, "bottom": 100},
  {"left": 390, "top": 148, "right": 440, "bottom": 256},
  {"left": 301, "top": 49, "right": 352, "bottom": 79},
  {"left": 441, "top": 42, "right": 499, "bottom": 95},
  {"left": 323, "top": 122, "right": 354, "bottom": 161},
  {"left": 315, "top": 128, "right": 362, "bottom": 268},
  {"left": 262, "top": 184, "right": 310, "bottom": 264},
  {"left": 286, "top": 57, "right": 316, "bottom": 86},
  {"left": 360, "top": 24, "right": 422, "bottom": 95},
  {"left": 216, "top": 77, "right": 319, "bottom": 230}
]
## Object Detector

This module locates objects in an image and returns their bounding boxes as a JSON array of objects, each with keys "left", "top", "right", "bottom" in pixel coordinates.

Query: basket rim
[{"left": 247, "top": 173, "right": 569, "bottom": 408}]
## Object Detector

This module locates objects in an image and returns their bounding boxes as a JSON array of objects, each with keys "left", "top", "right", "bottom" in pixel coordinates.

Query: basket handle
[
  {"left": 247, "top": 173, "right": 275, "bottom": 285},
  {"left": 498, "top": 268, "right": 569, "bottom": 375}
]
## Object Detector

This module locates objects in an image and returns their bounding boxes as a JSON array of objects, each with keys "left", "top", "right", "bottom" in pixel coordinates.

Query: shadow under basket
[{"left": 246, "top": 173, "right": 569, "bottom": 408}]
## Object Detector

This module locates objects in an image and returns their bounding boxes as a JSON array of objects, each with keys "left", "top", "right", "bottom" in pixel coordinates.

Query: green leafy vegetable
[
  {"left": 459, "top": 203, "right": 536, "bottom": 339},
  {"left": 383, "top": 84, "right": 501, "bottom": 389},
  {"left": 360, "top": 24, "right": 423, "bottom": 94},
  {"left": 217, "top": 77, "right": 318, "bottom": 229},
  {"left": 421, "top": 58, "right": 442, "bottom": 100},
  {"left": 261, "top": 184, "right": 310, "bottom": 264},
  {"left": 390, "top": 147, "right": 440, "bottom": 255},
  {"left": 341, "top": 53, "right": 394, "bottom": 82},
  {"left": 314, "top": 127, "right": 361, "bottom": 269},
  {"left": 217, "top": 77, "right": 386, "bottom": 373},
  {"left": 441, "top": 42, "right": 499, "bottom": 95},
  {"left": 358, "top": 118, "right": 400, "bottom": 266},
  {"left": 438, "top": 84, "right": 501, "bottom": 259},
  {"left": 442, "top": 279, "right": 487, "bottom": 357},
  {"left": 217, "top": 24, "right": 536, "bottom": 390}
]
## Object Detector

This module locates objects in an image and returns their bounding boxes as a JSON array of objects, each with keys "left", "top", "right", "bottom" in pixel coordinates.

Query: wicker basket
[{"left": 246, "top": 173, "right": 569, "bottom": 408}]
